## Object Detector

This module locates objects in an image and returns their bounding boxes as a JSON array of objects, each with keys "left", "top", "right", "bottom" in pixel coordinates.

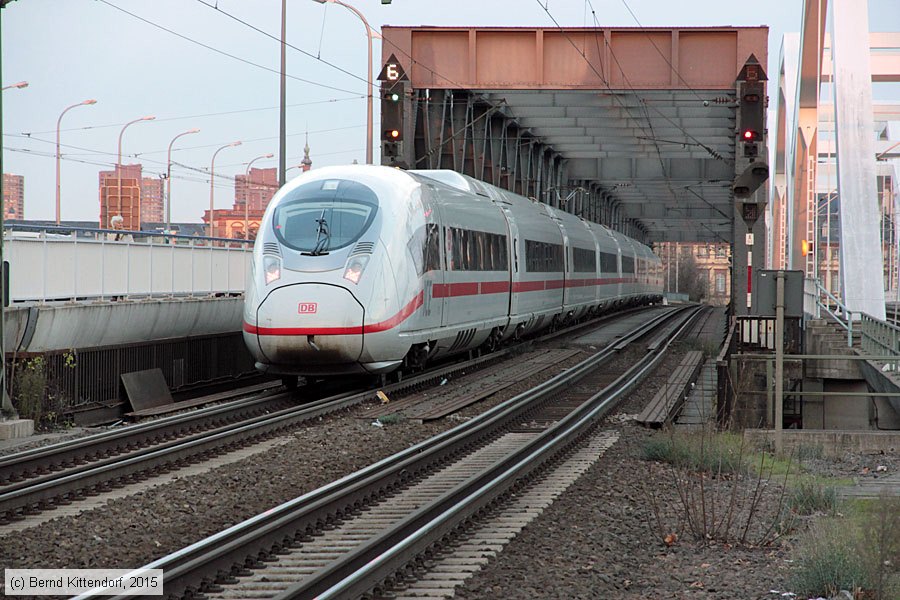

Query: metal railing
[
  {"left": 803, "top": 277, "right": 855, "bottom": 347},
  {"left": 4, "top": 224, "right": 253, "bottom": 303},
  {"left": 802, "top": 276, "right": 900, "bottom": 364},
  {"left": 859, "top": 312, "right": 900, "bottom": 360}
]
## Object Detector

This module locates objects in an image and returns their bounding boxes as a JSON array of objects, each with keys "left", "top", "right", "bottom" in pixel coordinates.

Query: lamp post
[
  {"left": 209, "top": 141, "right": 242, "bottom": 237},
  {"left": 280, "top": 0, "right": 287, "bottom": 187},
  {"left": 56, "top": 99, "right": 97, "bottom": 225},
  {"left": 1, "top": 81, "right": 27, "bottom": 91},
  {"left": 0, "top": 9, "right": 26, "bottom": 416},
  {"left": 244, "top": 153, "right": 274, "bottom": 240},
  {"left": 313, "top": 0, "right": 376, "bottom": 164},
  {"left": 115, "top": 115, "right": 155, "bottom": 229},
  {"left": 166, "top": 128, "right": 200, "bottom": 233}
]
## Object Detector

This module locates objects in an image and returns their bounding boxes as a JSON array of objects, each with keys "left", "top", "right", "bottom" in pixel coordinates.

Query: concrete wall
[
  {"left": 4, "top": 298, "right": 243, "bottom": 353},
  {"left": 804, "top": 321, "right": 862, "bottom": 379},
  {"left": 7, "top": 236, "right": 250, "bottom": 302},
  {"left": 745, "top": 429, "right": 900, "bottom": 457},
  {"left": 729, "top": 356, "right": 803, "bottom": 429},
  {"left": 801, "top": 379, "right": 874, "bottom": 429}
]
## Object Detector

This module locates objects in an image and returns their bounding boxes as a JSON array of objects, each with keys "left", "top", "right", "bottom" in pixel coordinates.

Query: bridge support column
[{"left": 832, "top": 0, "right": 885, "bottom": 319}]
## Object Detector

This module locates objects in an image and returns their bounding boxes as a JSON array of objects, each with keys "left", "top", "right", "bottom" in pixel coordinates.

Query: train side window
[
  {"left": 444, "top": 227, "right": 508, "bottom": 271},
  {"left": 621, "top": 255, "right": 635, "bottom": 274},
  {"left": 525, "top": 239, "right": 564, "bottom": 272},
  {"left": 423, "top": 223, "right": 441, "bottom": 272},
  {"left": 444, "top": 226, "right": 456, "bottom": 270},
  {"left": 407, "top": 227, "right": 427, "bottom": 275},
  {"left": 572, "top": 247, "right": 596, "bottom": 273},
  {"left": 453, "top": 228, "right": 464, "bottom": 270},
  {"left": 600, "top": 252, "right": 617, "bottom": 274}
]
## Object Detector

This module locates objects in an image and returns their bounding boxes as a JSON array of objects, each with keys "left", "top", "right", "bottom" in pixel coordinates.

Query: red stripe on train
[
  {"left": 246, "top": 291, "right": 424, "bottom": 336},
  {"left": 247, "top": 277, "right": 647, "bottom": 336}
]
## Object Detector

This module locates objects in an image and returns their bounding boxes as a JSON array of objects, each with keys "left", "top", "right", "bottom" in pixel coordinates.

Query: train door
[
  {"left": 558, "top": 223, "right": 571, "bottom": 309},
  {"left": 611, "top": 236, "right": 624, "bottom": 301},
  {"left": 420, "top": 196, "right": 445, "bottom": 332},
  {"left": 500, "top": 206, "right": 519, "bottom": 322}
]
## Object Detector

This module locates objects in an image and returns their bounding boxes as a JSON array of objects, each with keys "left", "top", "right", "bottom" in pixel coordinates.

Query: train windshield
[{"left": 272, "top": 179, "right": 378, "bottom": 254}]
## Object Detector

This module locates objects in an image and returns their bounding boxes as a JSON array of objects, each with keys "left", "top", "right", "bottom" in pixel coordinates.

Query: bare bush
[{"left": 641, "top": 426, "right": 793, "bottom": 547}]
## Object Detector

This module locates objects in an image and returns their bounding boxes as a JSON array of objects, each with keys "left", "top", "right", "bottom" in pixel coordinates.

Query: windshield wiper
[{"left": 308, "top": 209, "right": 330, "bottom": 256}]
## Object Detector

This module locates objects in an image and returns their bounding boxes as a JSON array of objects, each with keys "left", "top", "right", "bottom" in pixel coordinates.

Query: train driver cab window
[{"left": 273, "top": 179, "right": 378, "bottom": 255}]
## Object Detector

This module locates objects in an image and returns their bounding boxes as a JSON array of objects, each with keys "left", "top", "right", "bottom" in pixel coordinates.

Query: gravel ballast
[
  {"left": 4, "top": 319, "right": 878, "bottom": 599},
  {"left": 0, "top": 338, "right": 595, "bottom": 572}
]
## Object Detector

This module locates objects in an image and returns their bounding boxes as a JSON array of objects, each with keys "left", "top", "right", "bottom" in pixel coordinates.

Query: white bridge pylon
[{"left": 771, "top": 0, "right": 900, "bottom": 320}]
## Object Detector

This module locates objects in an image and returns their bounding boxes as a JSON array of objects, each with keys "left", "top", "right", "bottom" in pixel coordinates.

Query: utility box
[{"left": 752, "top": 270, "right": 804, "bottom": 317}]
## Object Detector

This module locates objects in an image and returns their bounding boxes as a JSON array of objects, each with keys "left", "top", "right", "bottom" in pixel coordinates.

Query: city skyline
[{"left": 3, "top": 1, "right": 899, "bottom": 224}]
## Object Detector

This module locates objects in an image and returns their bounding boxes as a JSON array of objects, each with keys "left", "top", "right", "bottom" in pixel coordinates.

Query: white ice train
[{"left": 243, "top": 166, "right": 664, "bottom": 381}]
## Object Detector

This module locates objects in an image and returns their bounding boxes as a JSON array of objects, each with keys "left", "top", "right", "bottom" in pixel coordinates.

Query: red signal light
[{"left": 742, "top": 129, "right": 759, "bottom": 142}]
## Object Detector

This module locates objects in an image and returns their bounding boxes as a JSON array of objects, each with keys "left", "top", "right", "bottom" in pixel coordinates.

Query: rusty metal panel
[
  {"left": 609, "top": 31, "right": 673, "bottom": 88},
  {"left": 542, "top": 31, "right": 606, "bottom": 87},
  {"left": 385, "top": 26, "right": 766, "bottom": 91},
  {"left": 677, "top": 31, "right": 738, "bottom": 88},
  {"left": 121, "top": 368, "right": 173, "bottom": 412},
  {"left": 475, "top": 30, "right": 538, "bottom": 86},
  {"left": 411, "top": 30, "right": 469, "bottom": 87}
]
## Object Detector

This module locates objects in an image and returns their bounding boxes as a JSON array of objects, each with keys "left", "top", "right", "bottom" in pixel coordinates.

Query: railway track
[
  {"left": 0, "top": 306, "right": 660, "bottom": 526},
  {"left": 103, "top": 304, "right": 700, "bottom": 600}
]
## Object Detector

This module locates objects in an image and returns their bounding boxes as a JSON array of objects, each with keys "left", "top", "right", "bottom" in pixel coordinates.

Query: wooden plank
[
  {"left": 125, "top": 381, "right": 280, "bottom": 419},
  {"left": 363, "top": 349, "right": 582, "bottom": 421},
  {"left": 636, "top": 351, "right": 704, "bottom": 427}
]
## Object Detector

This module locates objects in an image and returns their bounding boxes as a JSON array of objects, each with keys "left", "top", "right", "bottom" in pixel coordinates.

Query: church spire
[{"left": 301, "top": 132, "right": 312, "bottom": 172}]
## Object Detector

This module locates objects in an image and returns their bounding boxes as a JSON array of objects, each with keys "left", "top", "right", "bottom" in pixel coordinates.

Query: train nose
[{"left": 253, "top": 283, "right": 365, "bottom": 367}]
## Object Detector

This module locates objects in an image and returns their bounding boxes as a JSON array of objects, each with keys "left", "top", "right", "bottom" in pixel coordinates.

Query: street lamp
[
  {"left": 0, "top": 76, "right": 28, "bottom": 416},
  {"left": 56, "top": 99, "right": 97, "bottom": 225},
  {"left": 209, "top": 141, "right": 242, "bottom": 237},
  {"left": 166, "top": 128, "right": 200, "bottom": 233},
  {"left": 244, "top": 153, "right": 274, "bottom": 240},
  {"left": 1, "top": 81, "right": 27, "bottom": 91},
  {"left": 313, "top": 0, "right": 377, "bottom": 164},
  {"left": 115, "top": 115, "right": 155, "bottom": 229}
]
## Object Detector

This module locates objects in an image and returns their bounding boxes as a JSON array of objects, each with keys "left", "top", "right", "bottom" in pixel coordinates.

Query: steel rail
[
  {"left": 0, "top": 389, "right": 290, "bottom": 485},
  {"left": 0, "top": 304, "right": 650, "bottom": 487},
  {"left": 102, "top": 305, "right": 689, "bottom": 600},
  {"left": 286, "top": 306, "right": 704, "bottom": 599},
  {"left": 0, "top": 330, "right": 558, "bottom": 522}
]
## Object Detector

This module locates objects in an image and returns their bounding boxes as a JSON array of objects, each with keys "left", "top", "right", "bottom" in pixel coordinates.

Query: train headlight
[
  {"left": 343, "top": 255, "right": 370, "bottom": 285},
  {"left": 263, "top": 255, "right": 282, "bottom": 285}
]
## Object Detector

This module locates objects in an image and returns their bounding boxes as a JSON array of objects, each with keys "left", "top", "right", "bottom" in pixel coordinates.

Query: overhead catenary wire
[
  {"left": 537, "top": 0, "right": 730, "bottom": 166},
  {"left": 607, "top": 0, "right": 707, "bottom": 102},
  {"left": 193, "top": 0, "right": 370, "bottom": 89},
  {"left": 536, "top": 0, "right": 732, "bottom": 231},
  {"left": 3, "top": 146, "right": 238, "bottom": 190},
  {"left": 21, "top": 97, "right": 365, "bottom": 136},
  {"left": 97, "top": 0, "right": 364, "bottom": 96},
  {"left": 6, "top": 122, "right": 365, "bottom": 159},
  {"left": 4, "top": 137, "right": 367, "bottom": 192},
  {"left": 413, "top": 101, "right": 508, "bottom": 166}
]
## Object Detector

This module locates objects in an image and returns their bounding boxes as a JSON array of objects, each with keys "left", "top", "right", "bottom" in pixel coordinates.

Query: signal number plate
[{"left": 298, "top": 302, "right": 318, "bottom": 314}]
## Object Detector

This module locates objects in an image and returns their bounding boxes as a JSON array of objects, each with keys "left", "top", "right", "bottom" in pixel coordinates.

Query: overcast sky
[{"left": 2, "top": 0, "right": 897, "bottom": 224}]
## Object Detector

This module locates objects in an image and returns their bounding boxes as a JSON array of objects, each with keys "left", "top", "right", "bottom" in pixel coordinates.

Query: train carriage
[{"left": 243, "top": 166, "right": 663, "bottom": 379}]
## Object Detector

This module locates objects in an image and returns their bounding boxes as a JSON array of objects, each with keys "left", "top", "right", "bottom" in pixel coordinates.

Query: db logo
[{"left": 298, "top": 302, "right": 318, "bottom": 314}]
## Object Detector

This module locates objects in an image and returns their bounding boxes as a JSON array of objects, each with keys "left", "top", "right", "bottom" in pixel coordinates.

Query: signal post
[
  {"left": 732, "top": 55, "right": 770, "bottom": 316},
  {"left": 379, "top": 53, "right": 410, "bottom": 168}
]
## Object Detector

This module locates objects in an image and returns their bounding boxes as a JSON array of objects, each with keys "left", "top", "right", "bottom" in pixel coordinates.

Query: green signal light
[{"left": 390, "top": 93, "right": 400, "bottom": 102}]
